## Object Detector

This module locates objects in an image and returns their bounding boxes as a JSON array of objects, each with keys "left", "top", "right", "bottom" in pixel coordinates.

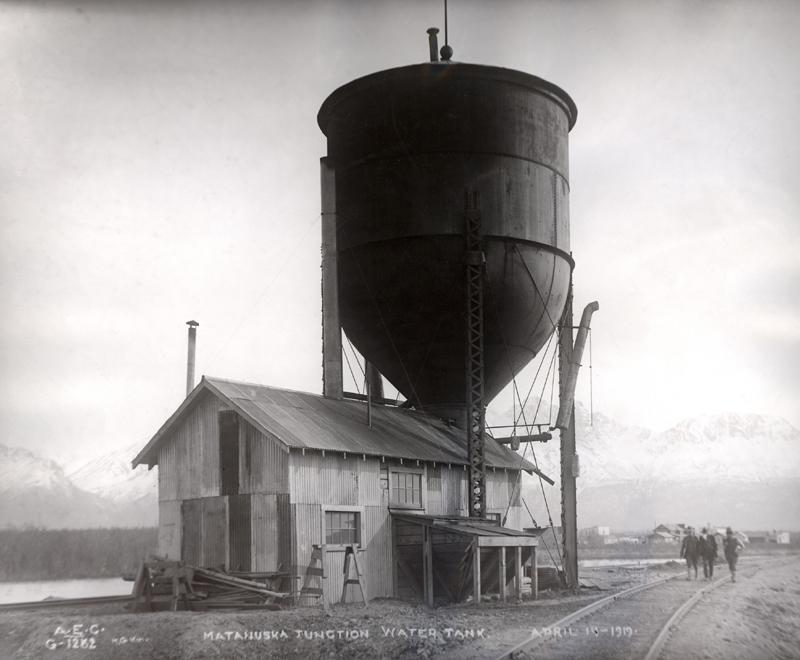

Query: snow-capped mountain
[
  {"left": 0, "top": 443, "right": 156, "bottom": 529},
  {"left": 68, "top": 441, "right": 157, "bottom": 503},
  {"left": 489, "top": 403, "right": 800, "bottom": 530},
  {"left": 0, "top": 444, "right": 117, "bottom": 528}
]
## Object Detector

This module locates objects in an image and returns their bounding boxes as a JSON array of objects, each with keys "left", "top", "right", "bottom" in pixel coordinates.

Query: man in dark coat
[
  {"left": 680, "top": 527, "right": 701, "bottom": 580},
  {"left": 699, "top": 527, "right": 718, "bottom": 580},
  {"left": 723, "top": 527, "right": 744, "bottom": 582}
]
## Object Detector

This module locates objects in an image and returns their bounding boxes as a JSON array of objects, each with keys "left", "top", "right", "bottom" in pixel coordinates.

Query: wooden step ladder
[
  {"left": 300, "top": 544, "right": 330, "bottom": 613},
  {"left": 340, "top": 545, "right": 368, "bottom": 605}
]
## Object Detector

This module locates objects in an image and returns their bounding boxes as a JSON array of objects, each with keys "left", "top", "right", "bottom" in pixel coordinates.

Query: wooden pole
[
  {"left": 559, "top": 281, "right": 579, "bottom": 591},
  {"left": 514, "top": 546, "right": 522, "bottom": 601},
  {"left": 423, "top": 525, "right": 434, "bottom": 607},
  {"left": 499, "top": 547, "right": 507, "bottom": 601},
  {"left": 472, "top": 539, "right": 481, "bottom": 605},
  {"left": 321, "top": 157, "right": 343, "bottom": 399}
]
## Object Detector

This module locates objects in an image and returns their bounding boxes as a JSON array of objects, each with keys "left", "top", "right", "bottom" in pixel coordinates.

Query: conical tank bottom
[{"left": 319, "top": 62, "right": 577, "bottom": 420}]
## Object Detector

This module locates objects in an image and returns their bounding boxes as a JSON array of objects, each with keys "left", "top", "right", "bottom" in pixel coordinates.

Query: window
[
  {"left": 390, "top": 469, "right": 423, "bottom": 509},
  {"left": 325, "top": 510, "right": 361, "bottom": 546}
]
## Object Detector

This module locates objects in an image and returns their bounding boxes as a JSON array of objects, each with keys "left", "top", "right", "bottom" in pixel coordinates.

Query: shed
[{"left": 133, "top": 376, "right": 538, "bottom": 606}]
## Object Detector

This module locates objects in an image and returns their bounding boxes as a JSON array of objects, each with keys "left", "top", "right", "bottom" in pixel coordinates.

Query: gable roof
[{"left": 132, "top": 376, "right": 536, "bottom": 473}]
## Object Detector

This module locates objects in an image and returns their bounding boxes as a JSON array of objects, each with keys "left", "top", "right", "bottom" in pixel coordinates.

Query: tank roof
[{"left": 318, "top": 62, "right": 578, "bottom": 133}]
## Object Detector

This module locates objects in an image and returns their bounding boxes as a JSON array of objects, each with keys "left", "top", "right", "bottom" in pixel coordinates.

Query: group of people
[{"left": 679, "top": 527, "right": 743, "bottom": 582}]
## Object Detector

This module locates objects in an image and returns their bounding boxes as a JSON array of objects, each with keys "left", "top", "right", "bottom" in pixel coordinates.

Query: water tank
[{"left": 318, "top": 62, "right": 577, "bottom": 423}]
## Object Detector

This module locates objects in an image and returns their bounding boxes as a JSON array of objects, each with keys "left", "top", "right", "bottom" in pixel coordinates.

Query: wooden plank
[
  {"left": 499, "top": 547, "right": 506, "bottom": 601},
  {"left": 532, "top": 546, "right": 538, "bottom": 600},
  {"left": 472, "top": 539, "right": 481, "bottom": 605},
  {"left": 320, "top": 543, "right": 330, "bottom": 613},
  {"left": 396, "top": 557, "right": 423, "bottom": 597},
  {"left": 478, "top": 536, "right": 537, "bottom": 547},
  {"left": 392, "top": 518, "right": 399, "bottom": 597},
  {"left": 423, "top": 525, "right": 434, "bottom": 607}
]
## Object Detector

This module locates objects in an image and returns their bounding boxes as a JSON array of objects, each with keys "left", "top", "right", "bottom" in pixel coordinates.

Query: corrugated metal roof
[
  {"left": 133, "top": 376, "right": 534, "bottom": 472},
  {"left": 391, "top": 512, "right": 536, "bottom": 539}
]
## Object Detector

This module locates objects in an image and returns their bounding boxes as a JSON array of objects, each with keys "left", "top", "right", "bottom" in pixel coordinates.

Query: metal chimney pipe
[
  {"left": 186, "top": 320, "right": 199, "bottom": 396},
  {"left": 426, "top": 28, "right": 439, "bottom": 62}
]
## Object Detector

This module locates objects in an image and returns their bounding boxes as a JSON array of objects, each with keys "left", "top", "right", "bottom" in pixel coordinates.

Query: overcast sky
[{"left": 1, "top": 0, "right": 798, "bottom": 465}]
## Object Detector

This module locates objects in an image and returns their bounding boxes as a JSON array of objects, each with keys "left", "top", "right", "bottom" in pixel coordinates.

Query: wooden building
[{"left": 133, "top": 376, "right": 539, "bottom": 606}]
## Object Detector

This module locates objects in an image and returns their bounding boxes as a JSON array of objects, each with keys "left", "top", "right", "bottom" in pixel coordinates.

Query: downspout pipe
[{"left": 554, "top": 301, "right": 599, "bottom": 431}]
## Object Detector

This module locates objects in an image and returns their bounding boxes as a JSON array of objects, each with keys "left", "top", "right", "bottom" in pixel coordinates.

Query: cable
[{"left": 342, "top": 342, "right": 361, "bottom": 395}]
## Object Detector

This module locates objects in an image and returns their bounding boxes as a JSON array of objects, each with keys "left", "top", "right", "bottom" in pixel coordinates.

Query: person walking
[
  {"left": 680, "top": 527, "right": 701, "bottom": 580},
  {"left": 723, "top": 527, "right": 743, "bottom": 582},
  {"left": 699, "top": 527, "right": 717, "bottom": 580}
]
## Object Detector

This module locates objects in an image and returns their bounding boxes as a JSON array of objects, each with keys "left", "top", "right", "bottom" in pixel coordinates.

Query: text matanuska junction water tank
[{"left": 318, "top": 60, "right": 577, "bottom": 425}]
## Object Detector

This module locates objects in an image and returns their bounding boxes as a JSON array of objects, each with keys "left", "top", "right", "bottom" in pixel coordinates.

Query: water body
[
  {"left": 579, "top": 558, "right": 675, "bottom": 568},
  {"left": 0, "top": 578, "right": 130, "bottom": 605}
]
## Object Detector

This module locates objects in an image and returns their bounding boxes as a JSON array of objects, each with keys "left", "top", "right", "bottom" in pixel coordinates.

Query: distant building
[
  {"left": 647, "top": 530, "right": 677, "bottom": 544},
  {"left": 770, "top": 531, "right": 790, "bottom": 544},
  {"left": 617, "top": 536, "right": 643, "bottom": 545},
  {"left": 651, "top": 523, "right": 688, "bottom": 543},
  {"left": 714, "top": 527, "right": 749, "bottom": 545}
]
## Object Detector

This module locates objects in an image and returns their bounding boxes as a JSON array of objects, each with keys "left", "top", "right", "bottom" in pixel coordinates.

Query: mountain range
[
  {"left": 494, "top": 403, "right": 800, "bottom": 531},
  {"left": 0, "top": 442, "right": 156, "bottom": 529},
  {"left": 1, "top": 406, "right": 798, "bottom": 531}
]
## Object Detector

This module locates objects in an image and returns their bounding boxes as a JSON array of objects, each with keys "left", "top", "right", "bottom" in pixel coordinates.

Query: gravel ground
[
  {"left": 665, "top": 558, "right": 800, "bottom": 660},
  {"left": 7, "top": 560, "right": 792, "bottom": 660}
]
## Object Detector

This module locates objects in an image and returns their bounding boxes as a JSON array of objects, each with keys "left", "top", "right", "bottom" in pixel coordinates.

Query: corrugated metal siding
[
  {"left": 181, "top": 499, "right": 201, "bottom": 565},
  {"left": 319, "top": 505, "right": 391, "bottom": 605},
  {"left": 158, "top": 500, "right": 181, "bottom": 560},
  {"left": 292, "top": 502, "right": 321, "bottom": 582},
  {"left": 181, "top": 496, "right": 228, "bottom": 568},
  {"left": 426, "top": 466, "right": 443, "bottom": 514},
  {"left": 277, "top": 493, "right": 292, "bottom": 575},
  {"left": 440, "top": 464, "right": 467, "bottom": 514},
  {"left": 239, "top": 422, "right": 289, "bottom": 495},
  {"left": 157, "top": 391, "right": 227, "bottom": 501},
  {"left": 290, "top": 452, "right": 382, "bottom": 506},
  {"left": 362, "top": 505, "right": 393, "bottom": 599},
  {"left": 251, "top": 493, "right": 279, "bottom": 572},
  {"left": 228, "top": 494, "right": 251, "bottom": 571},
  {"left": 203, "top": 496, "right": 228, "bottom": 569}
]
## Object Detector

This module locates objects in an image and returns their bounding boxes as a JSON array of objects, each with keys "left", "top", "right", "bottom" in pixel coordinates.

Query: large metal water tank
[{"left": 318, "top": 62, "right": 577, "bottom": 423}]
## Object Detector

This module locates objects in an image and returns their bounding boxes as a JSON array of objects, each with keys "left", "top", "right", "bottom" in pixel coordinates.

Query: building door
[{"left": 219, "top": 411, "right": 239, "bottom": 496}]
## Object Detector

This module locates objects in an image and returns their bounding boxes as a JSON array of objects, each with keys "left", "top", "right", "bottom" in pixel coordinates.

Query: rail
[
  {"left": 644, "top": 556, "right": 800, "bottom": 660},
  {"left": 496, "top": 573, "right": 680, "bottom": 659},
  {"left": 0, "top": 595, "right": 133, "bottom": 612},
  {"left": 497, "top": 556, "right": 797, "bottom": 660}
]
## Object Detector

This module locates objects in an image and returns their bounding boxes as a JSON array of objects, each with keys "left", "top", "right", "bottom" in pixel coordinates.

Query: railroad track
[
  {"left": 0, "top": 595, "right": 133, "bottom": 612},
  {"left": 496, "top": 556, "right": 797, "bottom": 660}
]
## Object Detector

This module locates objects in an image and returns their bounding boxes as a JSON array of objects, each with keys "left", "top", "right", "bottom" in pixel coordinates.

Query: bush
[{"left": 0, "top": 527, "right": 157, "bottom": 581}]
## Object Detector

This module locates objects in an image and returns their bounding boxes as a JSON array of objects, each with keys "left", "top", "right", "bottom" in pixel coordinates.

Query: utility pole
[{"left": 557, "top": 280, "right": 599, "bottom": 591}]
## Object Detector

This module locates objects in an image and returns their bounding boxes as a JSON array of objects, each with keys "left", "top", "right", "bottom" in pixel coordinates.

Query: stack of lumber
[
  {"left": 190, "top": 567, "right": 287, "bottom": 610},
  {"left": 130, "top": 558, "right": 289, "bottom": 612}
]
